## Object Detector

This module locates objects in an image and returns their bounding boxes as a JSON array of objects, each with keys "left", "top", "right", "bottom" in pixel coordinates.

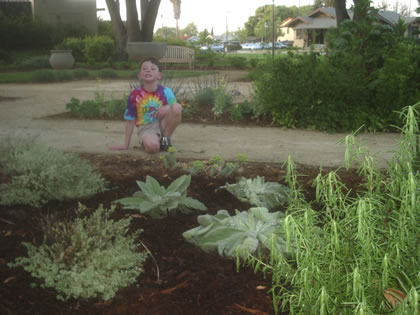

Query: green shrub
[
  {"left": 54, "top": 70, "right": 74, "bottom": 81},
  {"left": 212, "top": 79, "right": 232, "bottom": 117},
  {"left": 0, "top": 137, "right": 107, "bottom": 207},
  {"left": 61, "top": 37, "right": 86, "bottom": 62},
  {"left": 83, "top": 35, "right": 116, "bottom": 63},
  {"left": 229, "top": 101, "right": 253, "bottom": 121},
  {"left": 32, "top": 69, "right": 57, "bottom": 82},
  {"left": 21, "top": 55, "right": 50, "bottom": 68},
  {"left": 9, "top": 204, "right": 148, "bottom": 301},
  {"left": 104, "top": 99, "right": 126, "bottom": 118},
  {"left": 0, "top": 48, "right": 12, "bottom": 64},
  {"left": 229, "top": 56, "right": 247, "bottom": 69},
  {"left": 72, "top": 68, "right": 90, "bottom": 78},
  {"left": 66, "top": 97, "right": 102, "bottom": 118},
  {"left": 194, "top": 87, "right": 215, "bottom": 107},
  {"left": 97, "top": 68, "right": 117, "bottom": 78}
]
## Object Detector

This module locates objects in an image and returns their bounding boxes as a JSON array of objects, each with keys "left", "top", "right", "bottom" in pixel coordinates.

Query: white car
[{"left": 241, "top": 43, "right": 258, "bottom": 50}]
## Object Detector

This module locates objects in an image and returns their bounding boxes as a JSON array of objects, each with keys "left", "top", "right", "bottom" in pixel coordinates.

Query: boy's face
[{"left": 139, "top": 61, "right": 162, "bottom": 82}]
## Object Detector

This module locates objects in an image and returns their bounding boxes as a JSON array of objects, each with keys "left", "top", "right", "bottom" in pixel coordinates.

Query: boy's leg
[
  {"left": 137, "top": 122, "right": 161, "bottom": 153},
  {"left": 159, "top": 103, "right": 182, "bottom": 137},
  {"left": 142, "top": 134, "right": 160, "bottom": 153}
]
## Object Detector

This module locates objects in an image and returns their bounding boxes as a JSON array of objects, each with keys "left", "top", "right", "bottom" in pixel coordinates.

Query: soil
[{"left": 0, "top": 152, "right": 364, "bottom": 315}]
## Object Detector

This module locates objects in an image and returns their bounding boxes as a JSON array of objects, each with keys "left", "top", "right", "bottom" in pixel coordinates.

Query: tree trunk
[
  {"left": 126, "top": 0, "right": 142, "bottom": 41},
  {"left": 105, "top": 0, "right": 161, "bottom": 59},
  {"left": 140, "top": 0, "right": 161, "bottom": 42},
  {"left": 105, "top": 0, "right": 127, "bottom": 60},
  {"left": 335, "top": 0, "right": 350, "bottom": 25}
]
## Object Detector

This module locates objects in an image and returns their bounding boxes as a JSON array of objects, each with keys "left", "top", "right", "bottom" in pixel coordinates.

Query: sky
[{"left": 96, "top": 0, "right": 418, "bottom": 35}]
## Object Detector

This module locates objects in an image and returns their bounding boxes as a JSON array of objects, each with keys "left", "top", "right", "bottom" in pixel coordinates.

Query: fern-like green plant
[
  {"left": 220, "top": 176, "right": 289, "bottom": 210},
  {"left": 116, "top": 174, "right": 207, "bottom": 219},
  {"left": 183, "top": 207, "right": 290, "bottom": 258},
  {"left": 9, "top": 204, "right": 147, "bottom": 301}
]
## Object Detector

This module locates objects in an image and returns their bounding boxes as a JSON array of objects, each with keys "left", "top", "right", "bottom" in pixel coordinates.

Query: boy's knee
[
  {"left": 171, "top": 103, "right": 183, "bottom": 117},
  {"left": 144, "top": 142, "right": 160, "bottom": 153}
]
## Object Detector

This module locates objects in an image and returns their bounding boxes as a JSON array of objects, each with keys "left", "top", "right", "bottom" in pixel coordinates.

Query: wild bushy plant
[
  {"left": 212, "top": 78, "right": 232, "bottom": 117},
  {"left": 0, "top": 137, "right": 107, "bottom": 207},
  {"left": 9, "top": 204, "right": 148, "bottom": 301}
]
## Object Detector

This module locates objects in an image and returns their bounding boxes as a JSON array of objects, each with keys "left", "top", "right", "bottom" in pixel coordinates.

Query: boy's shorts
[{"left": 137, "top": 121, "right": 162, "bottom": 145}]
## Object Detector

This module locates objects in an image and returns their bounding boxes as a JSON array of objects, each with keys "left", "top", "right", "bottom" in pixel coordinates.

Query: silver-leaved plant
[
  {"left": 183, "top": 207, "right": 292, "bottom": 258},
  {"left": 220, "top": 176, "right": 289, "bottom": 210},
  {"left": 116, "top": 174, "right": 207, "bottom": 219}
]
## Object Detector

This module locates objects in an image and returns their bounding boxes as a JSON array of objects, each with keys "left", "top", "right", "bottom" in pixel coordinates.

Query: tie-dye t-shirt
[{"left": 124, "top": 85, "right": 176, "bottom": 126}]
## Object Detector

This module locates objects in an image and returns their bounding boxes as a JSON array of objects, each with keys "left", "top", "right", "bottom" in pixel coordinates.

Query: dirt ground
[{"left": 0, "top": 70, "right": 401, "bottom": 168}]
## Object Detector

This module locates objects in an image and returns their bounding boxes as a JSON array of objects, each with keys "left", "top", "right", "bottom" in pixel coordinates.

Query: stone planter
[
  {"left": 126, "top": 42, "right": 167, "bottom": 62},
  {"left": 49, "top": 50, "right": 75, "bottom": 70}
]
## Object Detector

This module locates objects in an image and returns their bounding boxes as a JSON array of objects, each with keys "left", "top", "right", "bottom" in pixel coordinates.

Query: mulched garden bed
[{"left": 0, "top": 153, "right": 363, "bottom": 315}]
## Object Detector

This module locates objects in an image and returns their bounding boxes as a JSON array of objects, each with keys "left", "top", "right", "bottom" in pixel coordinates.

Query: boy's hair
[{"left": 140, "top": 57, "right": 163, "bottom": 72}]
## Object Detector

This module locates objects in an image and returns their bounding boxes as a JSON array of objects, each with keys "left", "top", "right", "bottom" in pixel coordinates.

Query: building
[
  {"left": 0, "top": 0, "right": 98, "bottom": 33},
  {"left": 31, "top": 0, "right": 97, "bottom": 33},
  {"left": 283, "top": 7, "right": 419, "bottom": 49},
  {"left": 0, "top": 0, "right": 32, "bottom": 16}
]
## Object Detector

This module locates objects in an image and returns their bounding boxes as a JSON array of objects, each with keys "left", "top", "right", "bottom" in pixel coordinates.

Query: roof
[{"left": 284, "top": 7, "right": 411, "bottom": 30}]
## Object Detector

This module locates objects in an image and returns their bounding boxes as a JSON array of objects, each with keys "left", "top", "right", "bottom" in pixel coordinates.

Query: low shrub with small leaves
[
  {"left": 32, "top": 69, "right": 57, "bottom": 82},
  {"left": 97, "top": 68, "right": 117, "bottom": 78},
  {"left": 0, "top": 137, "right": 107, "bottom": 207},
  {"left": 72, "top": 68, "right": 90, "bottom": 79},
  {"left": 21, "top": 55, "right": 50, "bottom": 69},
  {"left": 9, "top": 204, "right": 148, "bottom": 301}
]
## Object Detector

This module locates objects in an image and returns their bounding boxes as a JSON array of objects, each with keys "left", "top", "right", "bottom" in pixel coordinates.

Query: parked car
[
  {"left": 241, "top": 42, "right": 258, "bottom": 50},
  {"left": 210, "top": 43, "right": 225, "bottom": 52},
  {"left": 275, "top": 42, "right": 288, "bottom": 49}
]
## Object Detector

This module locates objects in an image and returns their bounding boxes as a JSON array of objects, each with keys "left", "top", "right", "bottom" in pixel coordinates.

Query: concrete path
[{"left": 0, "top": 77, "right": 401, "bottom": 168}]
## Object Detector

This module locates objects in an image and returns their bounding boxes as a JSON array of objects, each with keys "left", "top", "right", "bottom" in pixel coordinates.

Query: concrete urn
[{"left": 49, "top": 50, "right": 75, "bottom": 70}]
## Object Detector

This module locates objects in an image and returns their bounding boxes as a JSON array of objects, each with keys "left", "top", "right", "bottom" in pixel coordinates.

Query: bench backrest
[{"left": 163, "top": 45, "right": 194, "bottom": 60}]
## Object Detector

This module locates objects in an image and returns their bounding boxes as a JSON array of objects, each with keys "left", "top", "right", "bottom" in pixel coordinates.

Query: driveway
[{"left": 0, "top": 77, "right": 401, "bottom": 168}]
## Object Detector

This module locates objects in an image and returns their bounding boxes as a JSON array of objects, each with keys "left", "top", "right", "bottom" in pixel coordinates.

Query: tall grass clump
[
  {"left": 0, "top": 137, "right": 107, "bottom": 207},
  {"left": 9, "top": 203, "right": 148, "bottom": 301},
  {"left": 241, "top": 104, "right": 420, "bottom": 314}
]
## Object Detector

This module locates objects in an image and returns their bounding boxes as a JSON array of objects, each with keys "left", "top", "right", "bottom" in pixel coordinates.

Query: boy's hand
[{"left": 109, "top": 145, "right": 129, "bottom": 150}]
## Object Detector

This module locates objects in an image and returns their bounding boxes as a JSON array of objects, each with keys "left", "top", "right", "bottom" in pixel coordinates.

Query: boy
[{"left": 109, "top": 57, "right": 182, "bottom": 153}]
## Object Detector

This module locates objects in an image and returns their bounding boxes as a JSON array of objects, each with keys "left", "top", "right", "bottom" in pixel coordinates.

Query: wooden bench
[{"left": 161, "top": 45, "right": 194, "bottom": 69}]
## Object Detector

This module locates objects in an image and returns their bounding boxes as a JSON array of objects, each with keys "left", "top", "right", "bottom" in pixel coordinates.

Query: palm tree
[{"left": 170, "top": 0, "right": 181, "bottom": 38}]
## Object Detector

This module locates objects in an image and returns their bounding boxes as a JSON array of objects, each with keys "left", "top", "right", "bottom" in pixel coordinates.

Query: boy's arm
[{"left": 109, "top": 120, "right": 135, "bottom": 150}]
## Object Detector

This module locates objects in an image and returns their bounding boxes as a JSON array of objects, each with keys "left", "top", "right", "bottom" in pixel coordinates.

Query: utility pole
[{"left": 272, "top": 0, "right": 275, "bottom": 60}]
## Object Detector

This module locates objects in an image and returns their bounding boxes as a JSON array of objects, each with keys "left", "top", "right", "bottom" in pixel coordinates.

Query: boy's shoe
[{"left": 160, "top": 136, "right": 172, "bottom": 151}]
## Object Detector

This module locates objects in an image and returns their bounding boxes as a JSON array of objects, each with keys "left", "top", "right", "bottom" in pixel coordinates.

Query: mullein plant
[{"left": 241, "top": 104, "right": 420, "bottom": 314}]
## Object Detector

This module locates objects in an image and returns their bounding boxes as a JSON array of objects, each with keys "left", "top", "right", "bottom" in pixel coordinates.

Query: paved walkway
[{"left": 0, "top": 77, "right": 401, "bottom": 168}]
